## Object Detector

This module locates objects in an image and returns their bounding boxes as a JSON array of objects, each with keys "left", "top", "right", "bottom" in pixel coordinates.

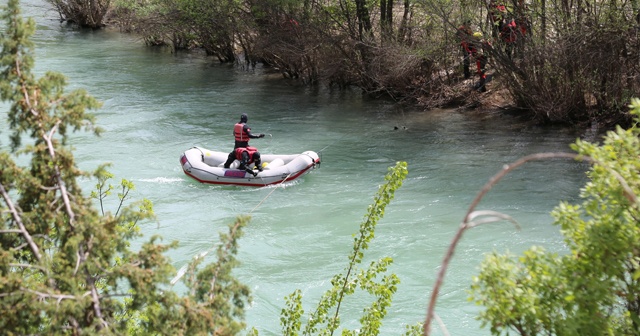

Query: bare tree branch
[
  {"left": 423, "top": 152, "right": 590, "bottom": 335},
  {"left": 0, "top": 181, "right": 42, "bottom": 261},
  {"left": 20, "top": 287, "right": 91, "bottom": 301},
  {"left": 90, "top": 281, "right": 108, "bottom": 330},
  {"left": 42, "top": 120, "right": 76, "bottom": 226},
  {"left": 0, "top": 229, "right": 22, "bottom": 233},
  {"left": 9, "top": 263, "right": 47, "bottom": 272}
]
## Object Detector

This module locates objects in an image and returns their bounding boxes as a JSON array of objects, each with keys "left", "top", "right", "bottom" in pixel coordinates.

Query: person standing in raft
[
  {"left": 225, "top": 113, "right": 266, "bottom": 175},
  {"left": 224, "top": 146, "right": 263, "bottom": 177},
  {"left": 233, "top": 113, "right": 265, "bottom": 149}
]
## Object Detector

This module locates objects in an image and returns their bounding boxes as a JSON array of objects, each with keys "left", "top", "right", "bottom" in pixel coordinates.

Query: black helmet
[
  {"left": 240, "top": 113, "right": 248, "bottom": 123},
  {"left": 252, "top": 152, "right": 261, "bottom": 160}
]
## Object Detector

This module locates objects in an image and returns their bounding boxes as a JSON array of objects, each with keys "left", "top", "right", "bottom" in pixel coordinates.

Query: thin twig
[
  {"left": 208, "top": 219, "right": 243, "bottom": 301},
  {"left": 423, "top": 152, "right": 589, "bottom": 335},
  {"left": 21, "top": 287, "right": 90, "bottom": 301}
]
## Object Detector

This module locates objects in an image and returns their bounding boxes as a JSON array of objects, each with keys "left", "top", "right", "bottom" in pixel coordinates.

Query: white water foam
[{"left": 138, "top": 177, "right": 184, "bottom": 184}]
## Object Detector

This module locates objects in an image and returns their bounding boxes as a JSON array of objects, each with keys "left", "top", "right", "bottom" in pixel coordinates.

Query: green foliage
[
  {"left": 469, "top": 99, "right": 640, "bottom": 335},
  {"left": 0, "top": 1, "right": 250, "bottom": 334},
  {"left": 403, "top": 322, "right": 424, "bottom": 336},
  {"left": 280, "top": 162, "right": 413, "bottom": 336}
]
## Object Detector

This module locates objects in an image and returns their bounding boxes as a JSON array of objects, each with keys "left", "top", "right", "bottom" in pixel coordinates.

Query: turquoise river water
[{"left": 1, "top": 1, "right": 598, "bottom": 334}]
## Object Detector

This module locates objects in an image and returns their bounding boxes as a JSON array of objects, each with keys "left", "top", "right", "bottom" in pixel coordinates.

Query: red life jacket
[
  {"left": 466, "top": 41, "right": 478, "bottom": 55},
  {"left": 518, "top": 18, "right": 528, "bottom": 36},
  {"left": 234, "top": 123, "right": 250, "bottom": 142},
  {"left": 501, "top": 19, "right": 517, "bottom": 43},
  {"left": 490, "top": 3, "right": 507, "bottom": 24},
  {"left": 235, "top": 146, "right": 258, "bottom": 161},
  {"left": 457, "top": 25, "right": 472, "bottom": 48}
]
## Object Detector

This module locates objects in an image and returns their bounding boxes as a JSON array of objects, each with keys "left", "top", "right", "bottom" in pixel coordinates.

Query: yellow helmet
[{"left": 473, "top": 32, "right": 483, "bottom": 38}]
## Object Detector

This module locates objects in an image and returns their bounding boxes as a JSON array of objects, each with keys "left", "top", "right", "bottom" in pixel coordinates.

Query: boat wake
[{"left": 138, "top": 177, "right": 184, "bottom": 184}]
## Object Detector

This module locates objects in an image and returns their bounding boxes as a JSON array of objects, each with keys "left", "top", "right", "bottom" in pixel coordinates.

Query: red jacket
[
  {"left": 234, "top": 123, "right": 250, "bottom": 142},
  {"left": 500, "top": 19, "right": 518, "bottom": 43},
  {"left": 235, "top": 146, "right": 258, "bottom": 162}
]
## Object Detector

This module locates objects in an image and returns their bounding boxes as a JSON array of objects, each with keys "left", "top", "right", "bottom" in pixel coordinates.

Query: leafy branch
[
  {"left": 423, "top": 125, "right": 640, "bottom": 335},
  {"left": 280, "top": 161, "right": 409, "bottom": 336},
  {"left": 465, "top": 99, "right": 640, "bottom": 335}
]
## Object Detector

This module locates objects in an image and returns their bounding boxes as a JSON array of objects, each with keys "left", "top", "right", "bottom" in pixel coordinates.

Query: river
[{"left": 2, "top": 1, "right": 594, "bottom": 335}]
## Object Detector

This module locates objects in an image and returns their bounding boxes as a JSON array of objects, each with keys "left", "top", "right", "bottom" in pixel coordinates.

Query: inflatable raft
[{"left": 180, "top": 146, "right": 320, "bottom": 187}]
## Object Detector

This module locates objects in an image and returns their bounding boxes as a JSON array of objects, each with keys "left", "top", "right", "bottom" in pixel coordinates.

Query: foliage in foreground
[
  {"left": 279, "top": 161, "right": 422, "bottom": 336},
  {"left": 0, "top": 2, "right": 414, "bottom": 334},
  {"left": 8, "top": 0, "right": 640, "bottom": 334},
  {"left": 469, "top": 98, "right": 640, "bottom": 335},
  {"left": 0, "top": 1, "right": 249, "bottom": 334}
]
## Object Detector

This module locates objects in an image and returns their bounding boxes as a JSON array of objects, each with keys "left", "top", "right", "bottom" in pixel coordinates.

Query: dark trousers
[
  {"left": 224, "top": 151, "right": 237, "bottom": 168},
  {"left": 224, "top": 151, "right": 261, "bottom": 171},
  {"left": 224, "top": 151, "right": 252, "bottom": 169},
  {"left": 475, "top": 55, "right": 487, "bottom": 92},
  {"left": 462, "top": 47, "right": 472, "bottom": 79}
]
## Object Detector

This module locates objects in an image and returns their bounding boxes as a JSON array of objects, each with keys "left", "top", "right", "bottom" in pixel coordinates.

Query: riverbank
[
  {"left": 433, "top": 70, "right": 628, "bottom": 132},
  {"left": 414, "top": 69, "right": 525, "bottom": 119},
  {"left": 88, "top": 19, "right": 626, "bottom": 133}
]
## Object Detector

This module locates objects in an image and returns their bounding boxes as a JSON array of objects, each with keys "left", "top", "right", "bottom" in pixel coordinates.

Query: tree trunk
[
  {"left": 355, "top": 0, "right": 373, "bottom": 41},
  {"left": 397, "top": 0, "right": 411, "bottom": 43},
  {"left": 541, "top": 0, "right": 547, "bottom": 45},
  {"left": 380, "top": 0, "right": 393, "bottom": 41}
]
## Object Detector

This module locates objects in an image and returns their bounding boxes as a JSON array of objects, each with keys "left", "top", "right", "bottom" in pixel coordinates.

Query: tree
[
  {"left": 97, "top": 0, "right": 640, "bottom": 124},
  {"left": 469, "top": 98, "right": 640, "bottom": 335},
  {"left": 0, "top": 0, "right": 250, "bottom": 334},
  {"left": 47, "top": 0, "right": 111, "bottom": 28},
  {"left": 380, "top": 0, "right": 393, "bottom": 40}
]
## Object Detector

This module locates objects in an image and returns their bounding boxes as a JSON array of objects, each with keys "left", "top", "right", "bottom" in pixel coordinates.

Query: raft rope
[
  {"left": 249, "top": 172, "right": 293, "bottom": 214},
  {"left": 171, "top": 144, "right": 317, "bottom": 286},
  {"left": 241, "top": 150, "right": 320, "bottom": 215},
  {"left": 171, "top": 169, "right": 296, "bottom": 286},
  {"left": 315, "top": 133, "right": 352, "bottom": 168},
  {"left": 317, "top": 137, "right": 340, "bottom": 154},
  {"left": 249, "top": 150, "right": 320, "bottom": 211}
]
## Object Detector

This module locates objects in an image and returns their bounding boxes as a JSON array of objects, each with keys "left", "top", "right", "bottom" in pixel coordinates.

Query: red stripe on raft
[{"left": 181, "top": 163, "right": 316, "bottom": 187}]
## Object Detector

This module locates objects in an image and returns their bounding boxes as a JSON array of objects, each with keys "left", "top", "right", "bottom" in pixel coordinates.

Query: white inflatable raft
[{"left": 180, "top": 146, "right": 320, "bottom": 187}]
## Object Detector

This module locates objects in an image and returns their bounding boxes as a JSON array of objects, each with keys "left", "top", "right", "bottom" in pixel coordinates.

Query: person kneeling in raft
[{"left": 224, "top": 146, "right": 263, "bottom": 177}]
